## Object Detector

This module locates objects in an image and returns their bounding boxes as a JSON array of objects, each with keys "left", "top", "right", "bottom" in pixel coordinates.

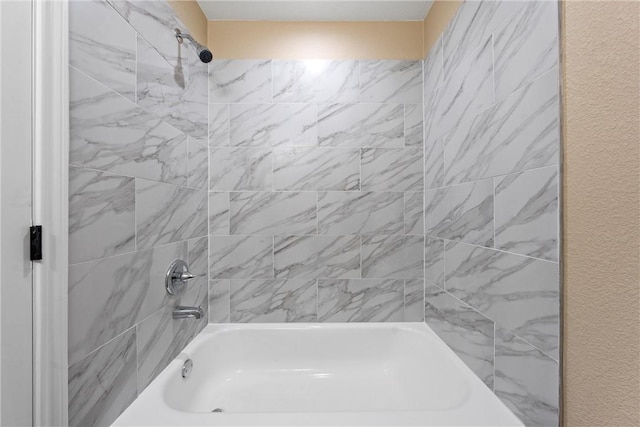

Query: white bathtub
[{"left": 113, "top": 323, "right": 523, "bottom": 426}]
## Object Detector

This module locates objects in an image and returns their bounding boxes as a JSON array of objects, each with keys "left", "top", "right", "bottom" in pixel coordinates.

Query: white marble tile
[
  {"left": 494, "top": 328, "right": 559, "bottom": 427},
  {"left": 318, "top": 103, "right": 404, "bottom": 148},
  {"left": 318, "top": 279, "right": 404, "bottom": 322},
  {"left": 404, "top": 279, "right": 425, "bottom": 322},
  {"left": 230, "top": 191, "right": 317, "bottom": 235},
  {"left": 359, "top": 60, "right": 422, "bottom": 103},
  {"left": 318, "top": 191, "right": 404, "bottom": 235},
  {"left": 424, "top": 285, "right": 495, "bottom": 388},
  {"left": 135, "top": 179, "right": 207, "bottom": 249},
  {"left": 404, "top": 192, "right": 424, "bottom": 235},
  {"left": 445, "top": 241, "right": 560, "bottom": 359},
  {"left": 424, "top": 179, "right": 494, "bottom": 247},
  {"left": 231, "top": 103, "right": 318, "bottom": 147},
  {"left": 404, "top": 104, "right": 423, "bottom": 147},
  {"left": 69, "top": 0, "right": 136, "bottom": 101},
  {"left": 70, "top": 67, "right": 188, "bottom": 185},
  {"left": 273, "top": 147, "right": 360, "bottom": 191},
  {"left": 495, "top": 166, "right": 558, "bottom": 261},
  {"left": 442, "top": 0, "right": 522, "bottom": 75},
  {"left": 274, "top": 235, "right": 360, "bottom": 280},
  {"left": 361, "top": 148, "right": 423, "bottom": 192},
  {"left": 68, "top": 328, "right": 137, "bottom": 427},
  {"left": 424, "top": 236, "right": 445, "bottom": 288},
  {"left": 208, "top": 192, "right": 230, "bottom": 235},
  {"left": 69, "top": 166, "right": 135, "bottom": 265},
  {"left": 187, "top": 236, "right": 209, "bottom": 290},
  {"left": 209, "top": 147, "right": 272, "bottom": 191},
  {"left": 494, "top": 1, "right": 559, "bottom": 101},
  {"left": 137, "top": 36, "right": 208, "bottom": 139},
  {"left": 209, "top": 280, "right": 230, "bottom": 323},
  {"left": 424, "top": 137, "right": 445, "bottom": 189},
  {"left": 230, "top": 279, "right": 317, "bottom": 322},
  {"left": 187, "top": 137, "right": 208, "bottom": 190},
  {"left": 432, "top": 35, "right": 494, "bottom": 140},
  {"left": 273, "top": 60, "right": 358, "bottom": 103},
  {"left": 209, "top": 235, "right": 273, "bottom": 279},
  {"left": 423, "top": 35, "right": 443, "bottom": 102},
  {"left": 444, "top": 68, "right": 560, "bottom": 185},
  {"left": 208, "top": 104, "right": 230, "bottom": 147},
  {"left": 209, "top": 60, "right": 272, "bottom": 103},
  {"left": 68, "top": 241, "right": 188, "bottom": 365},
  {"left": 361, "top": 235, "right": 424, "bottom": 279}
]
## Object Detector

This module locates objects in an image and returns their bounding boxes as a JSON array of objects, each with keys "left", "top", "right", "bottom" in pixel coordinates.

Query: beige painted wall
[
  {"left": 168, "top": 0, "right": 208, "bottom": 44},
  {"left": 561, "top": 1, "right": 640, "bottom": 425},
  {"left": 207, "top": 21, "right": 423, "bottom": 59},
  {"left": 422, "top": 0, "right": 461, "bottom": 57}
]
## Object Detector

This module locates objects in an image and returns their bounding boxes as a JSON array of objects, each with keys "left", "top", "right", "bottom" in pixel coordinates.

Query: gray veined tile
[
  {"left": 445, "top": 241, "right": 560, "bottom": 359},
  {"left": 442, "top": 0, "right": 522, "bottom": 75},
  {"left": 230, "top": 191, "right": 317, "bottom": 235},
  {"left": 230, "top": 278, "right": 317, "bottom": 322},
  {"left": 209, "top": 147, "right": 272, "bottom": 191},
  {"left": 69, "top": 0, "right": 136, "bottom": 101},
  {"left": 424, "top": 285, "right": 494, "bottom": 389},
  {"left": 424, "top": 236, "right": 445, "bottom": 288},
  {"left": 273, "top": 60, "right": 358, "bottom": 103},
  {"left": 495, "top": 166, "right": 559, "bottom": 261},
  {"left": 274, "top": 235, "right": 360, "bottom": 280},
  {"left": 187, "top": 137, "right": 208, "bottom": 190},
  {"left": 404, "top": 279, "right": 425, "bottom": 322},
  {"left": 209, "top": 235, "right": 274, "bottom": 279},
  {"left": 135, "top": 179, "right": 207, "bottom": 250},
  {"left": 423, "top": 35, "right": 443, "bottom": 102},
  {"left": 432, "top": 35, "right": 494, "bottom": 140},
  {"left": 444, "top": 68, "right": 560, "bottom": 185},
  {"left": 404, "top": 192, "right": 424, "bottom": 235},
  {"left": 209, "top": 60, "right": 272, "bottom": 103},
  {"left": 359, "top": 60, "right": 422, "bottom": 104},
  {"left": 69, "top": 166, "right": 135, "bottom": 265},
  {"left": 404, "top": 104, "right": 423, "bottom": 147},
  {"left": 361, "top": 235, "right": 424, "bottom": 279},
  {"left": 187, "top": 236, "right": 209, "bottom": 289},
  {"left": 70, "top": 67, "right": 188, "bottom": 186},
  {"left": 137, "top": 35, "right": 208, "bottom": 139},
  {"left": 495, "top": 328, "right": 559, "bottom": 427},
  {"left": 273, "top": 147, "right": 360, "bottom": 191},
  {"left": 424, "top": 137, "right": 445, "bottom": 189},
  {"left": 361, "top": 148, "right": 423, "bottom": 192},
  {"left": 68, "top": 241, "right": 188, "bottom": 365},
  {"left": 208, "top": 192, "right": 230, "bottom": 235},
  {"left": 68, "top": 328, "right": 137, "bottom": 427},
  {"left": 231, "top": 103, "right": 318, "bottom": 147},
  {"left": 318, "top": 279, "right": 404, "bottom": 322},
  {"left": 318, "top": 191, "right": 404, "bottom": 235},
  {"left": 424, "top": 179, "right": 494, "bottom": 247},
  {"left": 209, "top": 104, "right": 230, "bottom": 147},
  {"left": 209, "top": 280, "right": 230, "bottom": 323},
  {"left": 494, "top": 0, "right": 559, "bottom": 102},
  {"left": 318, "top": 103, "right": 404, "bottom": 148}
]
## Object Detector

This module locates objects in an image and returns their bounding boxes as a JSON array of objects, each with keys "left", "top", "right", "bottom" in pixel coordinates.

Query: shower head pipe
[{"left": 175, "top": 28, "right": 213, "bottom": 63}]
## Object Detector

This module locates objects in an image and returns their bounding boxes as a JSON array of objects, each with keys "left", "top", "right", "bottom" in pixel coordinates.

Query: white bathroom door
[{"left": 0, "top": 0, "right": 35, "bottom": 425}]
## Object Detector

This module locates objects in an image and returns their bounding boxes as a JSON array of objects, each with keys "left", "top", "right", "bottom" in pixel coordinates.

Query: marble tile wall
[
  {"left": 207, "top": 58, "right": 426, "bottom": 325},
  {"left": 422, "top": 1, "right": 560, "bottom": 426},
  {"left": 68, "top": 1, "right": 208, "bottom": 425}
]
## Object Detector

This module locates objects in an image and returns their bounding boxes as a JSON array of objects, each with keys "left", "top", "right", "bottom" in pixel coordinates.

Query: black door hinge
[{"left": 30, "top": 225, "right": 42, "bottom": 261}]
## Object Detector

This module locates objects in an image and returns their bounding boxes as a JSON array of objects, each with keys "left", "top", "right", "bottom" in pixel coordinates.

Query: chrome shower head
[{"left": 175, "top": 28, "right": 213, "bottom": 63}]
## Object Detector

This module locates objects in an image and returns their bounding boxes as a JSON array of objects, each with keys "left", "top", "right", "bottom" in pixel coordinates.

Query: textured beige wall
[
  {"left": 168, "top": 0, "right": 208, "bottom": 44},
  {"left": 207, "top": 21, "right": 424, "bottom": 59},
  {"left": 422, "top": 0, "right": 461, "bottom": 57},
  {"left": 562, "top": 1, "right": 640, "bottom": 425}
]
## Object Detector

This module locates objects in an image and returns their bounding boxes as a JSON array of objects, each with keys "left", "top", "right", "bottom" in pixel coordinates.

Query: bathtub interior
[{"left": 163, "top": 324, "right": 471, "bottom": 414}]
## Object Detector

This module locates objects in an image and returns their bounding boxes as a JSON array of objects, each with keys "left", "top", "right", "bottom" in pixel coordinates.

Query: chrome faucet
[{"left": 173, "top": 306, "right": 204, "bottom": 319}]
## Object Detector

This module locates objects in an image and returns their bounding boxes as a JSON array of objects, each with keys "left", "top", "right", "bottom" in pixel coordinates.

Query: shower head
[{"left": 175, "top": 28, "right": 213, "bottom": 63}]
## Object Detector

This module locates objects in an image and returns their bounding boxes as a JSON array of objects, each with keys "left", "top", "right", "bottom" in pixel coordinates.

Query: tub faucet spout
[{"left": 173, "top": 306, "right": 204, "bottom": 319}]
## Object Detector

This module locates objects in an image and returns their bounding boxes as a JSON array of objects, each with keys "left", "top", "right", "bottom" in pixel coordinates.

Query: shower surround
[{"left": 67, "top": 1, "right": 208, "bottom": 425}]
